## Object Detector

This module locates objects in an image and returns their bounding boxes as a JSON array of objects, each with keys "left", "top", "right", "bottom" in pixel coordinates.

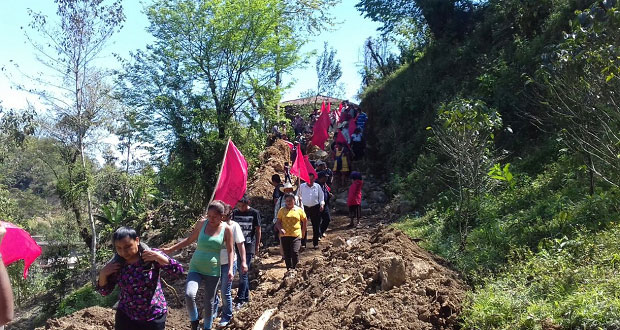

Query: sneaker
[{"left": 218, "top": 319, "right": 230, "bottom": 327}]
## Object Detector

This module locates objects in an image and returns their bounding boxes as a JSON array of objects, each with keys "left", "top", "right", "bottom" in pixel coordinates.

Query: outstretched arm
[
  {"left": 161, "top": 219, "right": 205, "bottom": 255},
  {"left": 0, "top": 224, "right": 14, "bottom": 326}
]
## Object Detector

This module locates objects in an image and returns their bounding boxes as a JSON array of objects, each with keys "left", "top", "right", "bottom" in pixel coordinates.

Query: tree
[
  {"left": 146, "top": 0, "right": 302, "bottom": 139},
  {"left": 26, "top": 0, "right": 125, "bottom": 283},
  {"left": 429, "top": 99, "right": 503, "bottom": 247},
  {"left": 355, "top": 0, "right": 477, "bottom": 41},
  {"left": 536, "top": 1, "right": 620, "bottom": 192},
  {"left": 360, "top": 36, "right": 400, "bottom": 87},
  {"left": 312, "top": 42, "right": 343, "bottom": 104}
]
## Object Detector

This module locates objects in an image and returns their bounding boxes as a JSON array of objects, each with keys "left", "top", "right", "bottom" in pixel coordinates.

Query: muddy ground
[
  {"left": 30, "top": 138, "right": 468, "bottom": 329},
  {"left": 35, "top": 213, "right": 467, "bottom": 330}
]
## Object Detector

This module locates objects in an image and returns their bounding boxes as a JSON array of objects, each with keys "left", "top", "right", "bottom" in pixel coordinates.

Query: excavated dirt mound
[
  {"left": 36, "top": 216, "right": 468, "bottom": 330},
  {"left": 39, "top": 306, "right": 189, "bottom": 330},
  {"left": 228, "top": 217, "right": 468, "bottom": 330},
  {"left": 247, "top": 139, "right": 291, "bottom": 216}
]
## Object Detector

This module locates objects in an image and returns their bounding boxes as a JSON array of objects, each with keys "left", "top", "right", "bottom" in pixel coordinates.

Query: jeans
[
  {"left": 281, "top": 236, "right": 301, "bottom": 269},
  {"left": 213, "top": 262, "right": 237, "bottom": 323},
  {"left": 236, "top": 247, "right": 254, "bottom": 302},
  {"left": 185, "top": 272, "right": 220, "bottom": 329},
  {"left": 320, "top": 205, "right": 331, "bottom": 236},
  {"left": 115, "top": 309, "right": 166, "bottom": 330}
]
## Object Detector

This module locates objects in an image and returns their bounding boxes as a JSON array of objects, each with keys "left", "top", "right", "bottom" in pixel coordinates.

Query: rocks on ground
[{"left": 229, "top": 224, "right": 468, "bottom": 330}]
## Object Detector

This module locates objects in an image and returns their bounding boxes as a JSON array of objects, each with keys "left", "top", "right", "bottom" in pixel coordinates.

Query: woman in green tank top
[{"left": 161, "top": 201, "right": 234, "bottom": 330}]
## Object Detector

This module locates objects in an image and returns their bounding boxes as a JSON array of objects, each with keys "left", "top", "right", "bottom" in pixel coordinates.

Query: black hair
[
  {"left": 112, "top": 226, "right": 138, "bottom": 243},
  {"left": 272, "top": 174, "right": 281, "bottom": 183},
  {"left": 238, "top": 195, "right": 250, "bottom": 205},
  {"left": 284, "top": 193, "right": 295, "bottom": 200},
  {"left": 207, "top": 200, "right": 226, "bottom": 215},
  {"left": 308, "top": 172, "right": 315, "bottom": 178}
]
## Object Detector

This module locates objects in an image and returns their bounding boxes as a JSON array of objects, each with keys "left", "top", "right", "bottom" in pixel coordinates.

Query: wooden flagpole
[{"left": 209, "top": 137, "right": 232, "bottom": 204}]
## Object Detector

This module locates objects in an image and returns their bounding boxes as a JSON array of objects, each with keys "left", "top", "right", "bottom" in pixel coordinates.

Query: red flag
[
  {"left": 290, "top": 145, "right": 310, "bottom": 182},
  {"left": 348, "top": 115, "right": 358, "bottom": 137},
  {"left": 323, "top": 102, "right": 332, "bottom": 127},
  {"left": 321, "top": 101, "right": 326, "bottom": 114},
  {"left": 213, "top": 139, "right": 248, "bottom": 207},
  {"left": 304, "top": 155, "right": 318, "bottom": 178},
  {"left": 336, "top": 130, "right": 349, "bottom": 146},
  {"left": 1, "top": 221, "right": 42, "bottom": 278},
  {"left": 311, "top": 107, "right": 330, "bottom": 150}
]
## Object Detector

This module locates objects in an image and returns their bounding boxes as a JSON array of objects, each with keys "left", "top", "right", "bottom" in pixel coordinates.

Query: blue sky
[{"left": 0, "top": 0, "right": 382, "bottom": 111}]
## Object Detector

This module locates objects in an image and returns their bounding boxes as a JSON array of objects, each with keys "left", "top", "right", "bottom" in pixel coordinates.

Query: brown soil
[
  {"left": 228, "top": 215, "right": 468, "bottom": 330},
  {"left": 33, "top": 138, "right": 468, "bottom": 330},
  {"left": 246, "top": 139, "right": 292, "bottom": 216},
  {"left": 37, "top": 215, "right": 467, "bottom": 330}
]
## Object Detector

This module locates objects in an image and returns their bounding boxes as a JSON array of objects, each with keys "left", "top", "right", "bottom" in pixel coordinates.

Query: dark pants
[
  {"left": 281, "top": 236, "right": 301, "bottom": 269},
  {"left": 320, "top": 206, "right": 331, "bottom": 236},
  {"left": 303, "top": 205, "right": 321, "bottom": 247},
  {"left": 236, "top": 246, "right": 254, "bottom": 303},
  {"left": 115, "top": 310, "right": 166, "bottom": 330}
]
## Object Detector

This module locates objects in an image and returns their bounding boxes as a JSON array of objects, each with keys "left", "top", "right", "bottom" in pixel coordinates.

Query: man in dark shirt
[
  {"left": 317, "top": 171, "right": 333, "bottom": 239},
  {"left": 271, "top": 174, "right": 283, "bottom": 205},
  {"left": 233, "top": 196, "right": 262, "bottom": 307},
  {"left": 316, "top": 160, "right": 333, "bottom": 185}
]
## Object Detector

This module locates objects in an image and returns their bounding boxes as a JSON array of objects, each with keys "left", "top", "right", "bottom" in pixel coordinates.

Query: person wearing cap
[
  {"left": 317, "top": 171, "right": 333, "bottom": 239},
  {"left": 316, "top": 160, "right": 333, "bottom": 185},
  {"left": 296, "top": 173, "right": 325, "bottom": 248}
]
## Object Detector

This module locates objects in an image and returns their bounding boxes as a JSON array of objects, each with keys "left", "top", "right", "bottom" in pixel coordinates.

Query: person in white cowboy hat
[{"left": 272, "top": 182, "right": 303, "bottom": 257}]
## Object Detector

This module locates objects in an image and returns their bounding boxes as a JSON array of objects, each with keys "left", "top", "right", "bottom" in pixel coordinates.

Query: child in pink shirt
[{"left": 347, "top": 171, "right": 363, "bottom": 227}]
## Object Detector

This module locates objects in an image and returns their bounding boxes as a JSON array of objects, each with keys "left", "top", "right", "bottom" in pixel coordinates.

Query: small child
[
  {"left": 347, "top": 171, "right": 363, "bottom": 228},
  {"left": 283, "top": 162, "right": 292, "bottom": 184}
]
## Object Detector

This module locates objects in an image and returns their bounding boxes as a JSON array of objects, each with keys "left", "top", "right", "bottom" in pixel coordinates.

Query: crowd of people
[
  {"left": 271, "top": 100, "right": 369, "bottom": 181},
  {"left": 0, "top": 100, "right": 370, "bottom": 330}
]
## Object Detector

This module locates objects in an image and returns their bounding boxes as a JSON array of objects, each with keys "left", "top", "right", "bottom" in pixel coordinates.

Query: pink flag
[
  {"left": 311, "top": 107, "right": 330, "bottom": 150},
  {"left": 348, "top": 115, "right": 358, "bottom": 137},
  {"left": 290, "top": 145, "right": 310, "bottom": 182},
  {"left": 334, "top": 102, "right": 342, "bottom": 123},
  {"left": 284, "top": 140, "right": 294, "bottom": 150},
  {"left": 336, "top": 130, "right": 350, "bottom": 147},
  {"left": 323, "top": 102, "right": 332, "bottom": 127},
  {"left": 304, "top": 155, "right": 318, "bottom": 178},
  {"left": 213, "top": 140, "right": 248, "bottom": 207},
  {"left": 1, "top": 221, "right": 42, "bottom": 278}
]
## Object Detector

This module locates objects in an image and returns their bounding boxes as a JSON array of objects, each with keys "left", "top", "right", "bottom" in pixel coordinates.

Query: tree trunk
[{"left": 79, "top": 138, "right": 97, "bottom": 284}]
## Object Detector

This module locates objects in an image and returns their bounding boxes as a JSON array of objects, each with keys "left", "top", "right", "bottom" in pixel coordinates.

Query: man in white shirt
[{"left": 296, "top": 173, "right": 325, "bottom": 248}]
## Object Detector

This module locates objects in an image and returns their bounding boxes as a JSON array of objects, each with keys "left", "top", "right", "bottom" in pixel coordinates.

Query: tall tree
[
  {"left": 315, "top": 42, "right": 343, "bottom": 102},
  {"left": 146, "top": 0, "right": 302, "bottom": 139},
  {"left": 356, "top": 0, "right": 477, "bottom": 40},
  {"left": 26, "top": 0, "right": 125, "bottom": 283}
]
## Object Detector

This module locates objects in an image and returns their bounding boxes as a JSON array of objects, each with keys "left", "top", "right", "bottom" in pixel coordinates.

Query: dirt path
[{"left": 35, "top": 212, "right": 467, "bottom": 330}]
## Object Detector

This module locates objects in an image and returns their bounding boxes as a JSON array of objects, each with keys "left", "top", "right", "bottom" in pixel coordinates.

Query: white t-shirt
[{"left": 220, "top": 221, "right": 244, "bottom": 265}]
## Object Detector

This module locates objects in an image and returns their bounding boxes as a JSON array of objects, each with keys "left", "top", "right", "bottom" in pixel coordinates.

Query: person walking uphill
[
  {"left": 161, "top": 201, "right": 235, "bottom": 330},
  {"left": 97, "top": 226, "right": 183, "bottom": 330},
  {"left": 233, "top": 196, "right": 262, "bottom": 308},
  {"left": 296, "top": 172, "right": 325, "bottom": 248},
  {"left": 347, "top": 171, "right": 364, "bottom": 228}
]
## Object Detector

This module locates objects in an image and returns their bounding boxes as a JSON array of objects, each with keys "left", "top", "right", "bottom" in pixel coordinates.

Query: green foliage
[
  {"left": 56, "top": 284, "right": 119, "bottom": 317},
  {"left": 488, "top": 163, "right": 515, "bottom": 188},
  {"left": 463, "top": 224, "right": 620, "bottom": 329}
]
